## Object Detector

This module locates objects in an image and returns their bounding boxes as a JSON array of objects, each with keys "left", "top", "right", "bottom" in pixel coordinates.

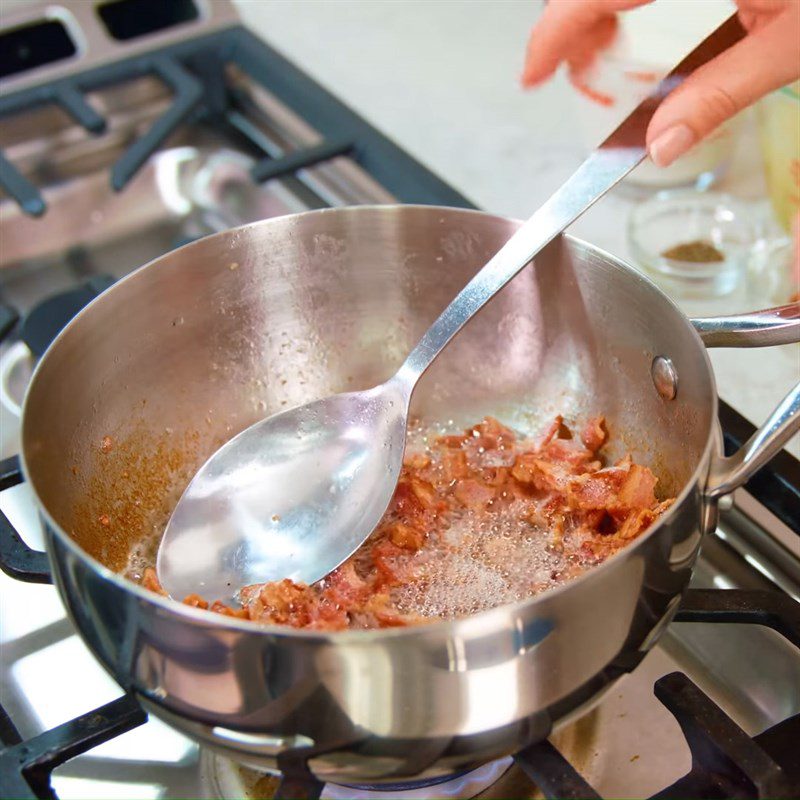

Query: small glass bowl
[{"left": 627, "top": 191, "right": 756, "bottom": 299}]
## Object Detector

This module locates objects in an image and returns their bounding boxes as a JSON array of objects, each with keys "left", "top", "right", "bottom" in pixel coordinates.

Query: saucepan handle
[
  {"left": 690, "top": 303, "right": 800, "bottom": 498},
  {"left": 705, "top": 382, "right": 800, "bottom": 498},
  {"left": 691, "top": 302, "right": 800, "bottom": 347}
]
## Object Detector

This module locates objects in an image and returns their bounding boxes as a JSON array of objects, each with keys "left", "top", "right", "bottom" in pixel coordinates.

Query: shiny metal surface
[
  {"left": 651, "top": 356, "right": 678, "bottom": 401},
  {"left": 160, "top": 19, "right": 743, "bottom": 598},
  {"left": 690, "top": 306, "right": 800, "bottom": 497},
  {"left": 707, "top": 383, "right": 800, "bottom": 498},
  {"left": 692, "top": 302, "right": 800, "bottom": 347},
  {"left": 19, "top": 206, "right": 800, "bottom": 781},
  {"left": 4, "top": 477, "right": 798, "bottom": 800}
]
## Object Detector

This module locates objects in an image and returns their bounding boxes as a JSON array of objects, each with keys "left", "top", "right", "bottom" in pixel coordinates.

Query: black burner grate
[
  {"left": 0, "top": 697, "right": 146, "bottom": 800},
  {"left": 0, "top": 26, "right": 471, "bottom": 218}
]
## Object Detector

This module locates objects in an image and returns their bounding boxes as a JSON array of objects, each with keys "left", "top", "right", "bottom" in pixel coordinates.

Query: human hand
[{"left": 522, "top": 0, "right": 800, "bottom": 168}]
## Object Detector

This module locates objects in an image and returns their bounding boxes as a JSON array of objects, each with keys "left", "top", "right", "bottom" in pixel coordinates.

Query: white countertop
[{"left": 233, "top": 0, "right": 799, "bottom": 454}]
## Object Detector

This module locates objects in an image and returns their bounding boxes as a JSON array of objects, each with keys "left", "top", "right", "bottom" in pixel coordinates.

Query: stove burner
[
  {"left": 207, "top": 753, "right": 514, "bottom": 800},
  {"left": 329, "top": 760, "right": 514, "bottom": 799},
  {"left": 0, "top": 18, "right": 468, "bottom": 218},
  {"left": 19, "top": 276, "right": 116, "bottom": 359},
  {"left": 193, "top": 649, "right": 800, "bottom": 800}
]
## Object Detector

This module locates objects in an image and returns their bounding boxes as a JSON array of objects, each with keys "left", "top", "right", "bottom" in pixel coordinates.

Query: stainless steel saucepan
[{"left": 19, "top": 206, "right": 800, "bottom": 783}]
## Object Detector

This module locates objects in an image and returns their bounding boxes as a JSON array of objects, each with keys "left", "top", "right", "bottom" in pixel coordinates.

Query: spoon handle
[{"left": 395, "top": 14, "right": 745, "bottom": 388}]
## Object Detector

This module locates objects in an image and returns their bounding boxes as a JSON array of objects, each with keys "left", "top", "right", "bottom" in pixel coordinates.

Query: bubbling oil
[
  {"left": 387, "top": 419, "right": 598, "bottom": 620},
  {"left": 390, "top": 501, "right": 589, "bottom": 620}
]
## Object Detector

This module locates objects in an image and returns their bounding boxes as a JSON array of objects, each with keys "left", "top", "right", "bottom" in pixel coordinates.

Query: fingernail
[{"left": 648, "top": 124, "right": 696, "bottom": 168}]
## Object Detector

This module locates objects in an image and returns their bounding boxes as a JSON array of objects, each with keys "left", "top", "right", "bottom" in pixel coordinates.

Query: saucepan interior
[{"left": 22, "top": 205, "right": 714, "bottom": 591}]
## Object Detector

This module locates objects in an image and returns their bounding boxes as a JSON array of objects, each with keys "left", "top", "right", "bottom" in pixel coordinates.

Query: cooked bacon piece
[
  {"left": 540, "top": 437, "right": 596, "bottom": 469},
  {"left": 615, "top": 454, "right": 633, "bottom": 470},
  {"left": 405, "top": 452, "right": 431, "bottom": 470},
  {"left": 454, "top": 478, "right": 495, "bottom": 508},
  {"left": 183, "top": 594, "right": 209, "bottom": 609},
  {"left": 468, "top": 416, "right": 516, "bottom": 452},
  {"left": 442, "top": 449, "right": 469, "bottom": 481},
  {"left": 617, "top": 507, "right": 660, "bottom": 540},
  {"left": 437, "top": 434, "right": 467, "bottom": 449},
  {"left": 581, "top": 416, "right": 607, "bottom": 452},
  {"left": 512, "top": 455, "right": 570, "bottom": 493},
  {"left": 511, "top": 453, "right": 539, "bottom": 485},
  {"left": 142, "top": 567, "right": 167, "bottom": 596},
  {"left": 210, "top": 600, "right": 249, "bottom": 619},
  {"left": 360, "top": 593, "right": 422, "bottom": 628},
  {"left": 371, "top": 539, "right": 408, "bottom": 588},
  {"left": 144, "top": 414, "right": 673, "bottom": 631},
  {"left": 238, "top": 583, "right": 261, "bottom": 606},
  {"left": 475, "top": 416, "right": 517, "bottom": 445},
  {"left": 436, "top": 417, "right": 515, "bottom": 450},
  {"left": 548, "top": 514, "right": 567, "bottom": 549},
  {"left": 388, "top": 522, "right": 425, "bottom": 550},
  {"left": 242, "top": 579, "right": 318, "bottom": 627},
  {"left": 410, "top": 477, "right": 438, "bottom": 509},
  {"left": 616, "top": 464, "right": 657, "bottom": 511},
  {"left": 392, "top": 477, "right": 442, "bottom": 528},
  {"left": 322, "top": 561, "right": 371, "bottom": 607},
  {"left": 567, "top": 468, "right": 627, "bottom": 510},
  {"left": 536, "top": 415, "right": 567, "bottom": 449},
  {"left": 370, "top": 611, "right": 415, "bottom": 628},
  {"left": 480, "top": 466, "right": 510, "bottom": 487},
  {"left": 306, "top": 601, "right": 349, "bottom": 631}
]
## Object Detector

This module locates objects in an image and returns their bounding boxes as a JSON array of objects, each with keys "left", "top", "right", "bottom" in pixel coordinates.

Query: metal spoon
[{"left": 157, "top": 17, "right": 743, "bottom": 604}]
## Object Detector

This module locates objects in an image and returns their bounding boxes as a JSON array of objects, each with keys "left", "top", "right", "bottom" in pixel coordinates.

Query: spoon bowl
[{"left": 158, "top": 379, "right": 410, "bottom": 603}]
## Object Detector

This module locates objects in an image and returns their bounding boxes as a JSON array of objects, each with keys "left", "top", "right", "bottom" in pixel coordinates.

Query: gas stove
[{"left": 1, "top": 2, "right": 799, "bottom": 799}]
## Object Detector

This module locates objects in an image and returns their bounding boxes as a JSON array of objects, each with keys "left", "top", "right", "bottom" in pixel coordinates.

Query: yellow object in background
[{"left": 757, "top": 82, "right": 800, "bottom": 233}]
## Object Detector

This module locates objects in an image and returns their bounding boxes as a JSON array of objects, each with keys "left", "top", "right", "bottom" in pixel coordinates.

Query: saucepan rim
[{"left": 20, "top": 204, "right": 718, "bottom": 642}]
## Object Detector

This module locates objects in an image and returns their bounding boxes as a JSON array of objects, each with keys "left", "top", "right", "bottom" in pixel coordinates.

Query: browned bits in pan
[{"left": 73, "top": 424, "right": 204, "bottom": 573}]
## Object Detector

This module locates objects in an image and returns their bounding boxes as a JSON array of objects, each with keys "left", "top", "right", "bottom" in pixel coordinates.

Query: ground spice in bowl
[{"left": 660, "top": 239, "right": 725, "bottom": 263}]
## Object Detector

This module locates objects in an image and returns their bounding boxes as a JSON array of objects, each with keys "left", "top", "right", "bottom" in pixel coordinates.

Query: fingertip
[
  {"left": 647, "top": 123, "right": 696, "bottom": 168},
  {"left": 521, "top": 70, "right": 547, "bottom": 89},
  {"left": 521, "top": 56, "right": 558, "bottom": 90}
]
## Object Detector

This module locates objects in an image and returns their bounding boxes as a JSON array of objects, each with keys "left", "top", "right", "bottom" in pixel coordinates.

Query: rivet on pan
[
  {"left": 718, "top": 494, "right": 735, "bottom": 512},
  {"left": 652, "top": 356, "right": 678, "bottom": 401}
]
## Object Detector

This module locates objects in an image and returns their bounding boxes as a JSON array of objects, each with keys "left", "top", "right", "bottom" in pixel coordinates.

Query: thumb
[{"left": 647, "top": 4, "right": 800, "bottom": 167}]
